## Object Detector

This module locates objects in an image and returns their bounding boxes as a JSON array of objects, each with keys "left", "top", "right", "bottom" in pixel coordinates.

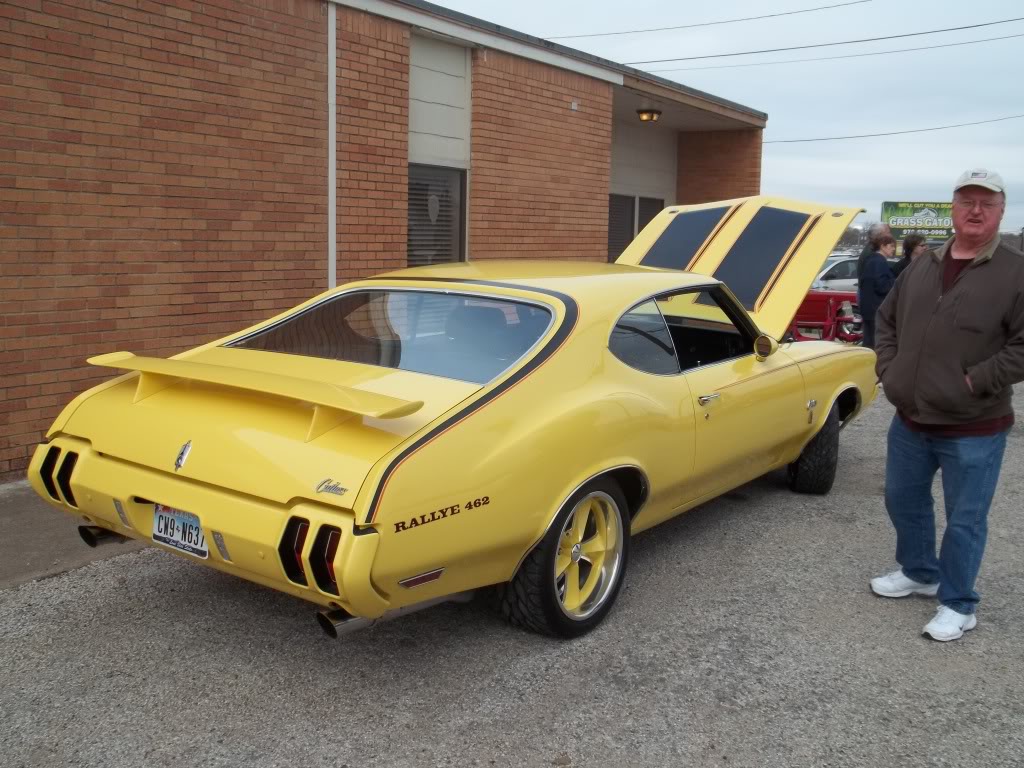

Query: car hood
[
  {"left": 58, "top": 346, "right": 480, "bottom": 507},
  {"left": 615, "top": 195, "right": 863, "bottom": 339}
]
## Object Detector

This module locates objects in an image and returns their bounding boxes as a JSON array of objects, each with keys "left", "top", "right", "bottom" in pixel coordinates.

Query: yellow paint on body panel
[{"left": 28, "top": 199, "right": 878, "bottom": 626}]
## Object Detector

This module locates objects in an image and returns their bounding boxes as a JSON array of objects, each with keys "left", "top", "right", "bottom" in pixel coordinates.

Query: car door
[
  {"left": 606, "top": 298, "right": 698, "bottom": 518},
  {"left": 616, "top": 196, "right": 863, "bottom": 340},
  {"left": 655, "top": 287, "right": 808, "bottom": 502}
]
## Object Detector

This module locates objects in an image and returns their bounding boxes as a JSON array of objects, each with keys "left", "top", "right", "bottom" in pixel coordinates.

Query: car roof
[{"left": 368, "top": 259, "right": 719, "bottom": 306}]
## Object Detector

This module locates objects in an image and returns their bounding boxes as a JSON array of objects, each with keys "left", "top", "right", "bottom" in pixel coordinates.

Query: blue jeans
[{"left": 885, "top": 415, "right": 1007, "bottom": 614}]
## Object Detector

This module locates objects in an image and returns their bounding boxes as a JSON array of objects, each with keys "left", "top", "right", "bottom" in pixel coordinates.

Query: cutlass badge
[
  {"left": 174, "top": 440, "right": 192, "bottom": 472},
  {"left": 317, "top": 479, "right": 348, "bottom": 496}
]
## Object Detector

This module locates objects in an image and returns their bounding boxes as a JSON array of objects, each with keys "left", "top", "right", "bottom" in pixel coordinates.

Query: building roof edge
[{"left": 341, "top": 0, "right": 768, "bottom": 123}]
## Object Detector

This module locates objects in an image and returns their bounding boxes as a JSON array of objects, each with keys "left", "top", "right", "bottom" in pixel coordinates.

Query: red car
[{"left": 789, "top": 289, "right": 862, "bottom": 343}]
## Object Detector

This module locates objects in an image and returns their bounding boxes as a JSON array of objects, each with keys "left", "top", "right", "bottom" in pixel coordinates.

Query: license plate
[{"left": 153, "top": 504, "right": 208, "bottom": 559}]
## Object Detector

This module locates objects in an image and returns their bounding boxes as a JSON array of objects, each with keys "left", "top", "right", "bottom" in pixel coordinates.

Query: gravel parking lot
[{"left": 2, "top": 393, "right": 1024, "bottom": 768}]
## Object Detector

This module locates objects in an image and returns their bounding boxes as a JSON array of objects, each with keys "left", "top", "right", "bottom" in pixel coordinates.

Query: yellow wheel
[
  {"left": 499, "top": 479, "right": 630, "bottom": 637},
  {"left": 554, "top": 491, "right": 624, "bottom": 620}
]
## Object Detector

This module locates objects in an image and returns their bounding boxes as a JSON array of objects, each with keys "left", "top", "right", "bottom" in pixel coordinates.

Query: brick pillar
[
  {"left": 336, "top": 8, "right": 410, "bottom": 280},
  {"left": 676, "top": 129, "right": 763, "bottom": 204}
]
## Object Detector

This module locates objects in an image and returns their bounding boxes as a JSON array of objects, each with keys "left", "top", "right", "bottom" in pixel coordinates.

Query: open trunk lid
[{"left": 616, "top": 195, "right": 863, "bottom": 339}]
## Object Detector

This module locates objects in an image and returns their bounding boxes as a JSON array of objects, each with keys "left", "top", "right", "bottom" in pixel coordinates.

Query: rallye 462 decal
[{"left": 394, "top": 496, "right": 491, "bottom": 533}]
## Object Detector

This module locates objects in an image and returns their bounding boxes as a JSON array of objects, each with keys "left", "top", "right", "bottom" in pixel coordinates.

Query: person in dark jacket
[
  {"left": 857, "top": 234, "right": 896, "bottom": 349},
  {"left": 892, "top": 234, "right": 927, "bottom": 279},
  {"left": 870, "top": 168, "right": 1024, "bottom": 642}
]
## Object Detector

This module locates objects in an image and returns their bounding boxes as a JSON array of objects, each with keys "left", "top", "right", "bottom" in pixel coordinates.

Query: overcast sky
[{"left": 437, "top": 0, "right": 1024, "bottom": 233}]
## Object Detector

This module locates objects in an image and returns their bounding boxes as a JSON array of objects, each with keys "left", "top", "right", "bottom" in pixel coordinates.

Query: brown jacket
[{"left": 875, "top": 235, "right": 1024, "bottom": 424}]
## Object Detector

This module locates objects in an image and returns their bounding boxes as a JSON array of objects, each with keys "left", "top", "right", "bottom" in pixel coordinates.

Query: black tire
[
  {"left": 788, "top": 405, "right": 839, "bottom": 494},
  {"left": 498, "top": 479, "right": 629, "bottom": 638}
]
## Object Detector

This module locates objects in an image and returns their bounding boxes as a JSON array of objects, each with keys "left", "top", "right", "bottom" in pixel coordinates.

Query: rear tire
[
  {"left": 788, "top": 405, "right": 839, "bottom": 494},
  {"left": 498, "top": 479, "right": 629, "bottom": 638}
]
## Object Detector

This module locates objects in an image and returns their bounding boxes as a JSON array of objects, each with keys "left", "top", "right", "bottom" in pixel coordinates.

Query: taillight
[
  {"left": 39, "top": 447, "right": 81, "bottom": 508},
  {"left": 39, "top": 446, "right": 62, "bottom": 501},
  {"left": 56, "top": 451, "right": 79, "bottom": 507},
  {"left": 278, "top": 517, "right": 310, "bottom": 586},
  {"left": 310, "top": 525, "right": 341, "bottom": 595}
]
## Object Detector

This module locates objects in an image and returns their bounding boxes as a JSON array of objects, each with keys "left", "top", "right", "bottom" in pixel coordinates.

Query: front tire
[
  {"left": 498, "top": 479, "right": 629, "bottom": 638},
  {"left": 788, "top": 405, "right": 839, "bottom": 494}
]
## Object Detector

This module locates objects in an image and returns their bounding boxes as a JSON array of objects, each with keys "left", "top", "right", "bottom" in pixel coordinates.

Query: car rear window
[{"left": 226, "top": 290, "right": 552, "bottom": 384}]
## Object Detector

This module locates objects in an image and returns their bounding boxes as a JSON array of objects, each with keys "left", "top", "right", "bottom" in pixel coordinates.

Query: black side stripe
[{"left": 361, "top": 277, "right": 580, "bottom": 525}]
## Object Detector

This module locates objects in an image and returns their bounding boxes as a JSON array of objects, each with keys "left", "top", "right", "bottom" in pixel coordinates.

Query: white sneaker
[
  {"left": 870, "top": 569, "right": 939, "bottom": 598},
  {"left": 923, "top": 606, "right": 977, "bottom": 642}
]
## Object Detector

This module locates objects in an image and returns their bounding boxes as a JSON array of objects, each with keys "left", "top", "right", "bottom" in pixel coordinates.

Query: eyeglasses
[{"left": 953, "top": 199, "right": 1003, "bottom": 211}]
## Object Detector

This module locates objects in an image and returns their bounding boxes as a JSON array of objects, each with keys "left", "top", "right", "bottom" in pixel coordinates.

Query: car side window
[
  {"left": 609, "top": 300, "right": 681, "bottom": 375},
  {"left": 655, "top": 287, "right": 755, "bottom": 372},
  {"left": 827, "top": 265, "right": 844, "bottom": 280}
]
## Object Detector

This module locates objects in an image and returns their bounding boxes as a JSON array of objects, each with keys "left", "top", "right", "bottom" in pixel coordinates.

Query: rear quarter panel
[{"left": 358, "top": 307, "right": 697, "bottom": 608}]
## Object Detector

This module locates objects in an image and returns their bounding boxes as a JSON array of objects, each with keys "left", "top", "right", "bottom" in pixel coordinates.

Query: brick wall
[
  {"left": 0, "top": 0, "right": 759, "bottom": 483},
  {"left": 469, "top": 50, "right": 612, "bottom": 260},
  {"left": 335, "top": 8, "right": 408, "bottom": 281},
  {"left": 676, "top": 129, "right": 763, "bottom": 204},
  {"left": 0, "top": 0, "right": 327, "bottom": 480}
]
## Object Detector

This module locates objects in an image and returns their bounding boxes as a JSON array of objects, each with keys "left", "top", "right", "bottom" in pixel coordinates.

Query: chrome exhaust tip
[
  {"left": 316, "top": 608, "right": 375, "bottom": 639},
  {"left": 78, "top": 525, "right": 128, "bottom": 548},
  {"left": 315, "top": 591, "right": 476, "bottom": 639}
]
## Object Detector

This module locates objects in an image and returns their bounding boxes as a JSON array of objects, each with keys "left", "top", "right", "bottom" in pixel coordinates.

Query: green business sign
[{"left": 881, "top": 201, "right": 953, "bottom": 241}]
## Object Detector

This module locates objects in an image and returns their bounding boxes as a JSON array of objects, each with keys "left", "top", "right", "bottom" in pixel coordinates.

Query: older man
[{"left": 871, "top": 169, "right": 1024, "bottom": 641}]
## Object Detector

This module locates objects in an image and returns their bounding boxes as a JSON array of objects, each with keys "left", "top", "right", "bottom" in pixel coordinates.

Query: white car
[
  {"left": 812, "top": 256, "right": 858, "bottom": 291},
  {"left": 813, "top": 253, "right": 904, "bottom": 292}
]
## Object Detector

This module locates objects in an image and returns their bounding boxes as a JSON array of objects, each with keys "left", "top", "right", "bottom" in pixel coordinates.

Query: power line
[
  {"left": 764, "top": 114, "right": 1024, "bottom": 144},
  {"left": 648, "top": 32, "right": 1024, "bottom": 72},
  {"left": 624, "top": 17, "right": 1024, "bottom": 65},
  {"left": 545, "top": 0, "right": 870, "bottom": 40}
]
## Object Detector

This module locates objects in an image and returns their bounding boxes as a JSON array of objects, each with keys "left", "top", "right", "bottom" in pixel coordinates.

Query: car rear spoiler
[{"left": 88, "top": 351, "right": 424, "bottom": 442}]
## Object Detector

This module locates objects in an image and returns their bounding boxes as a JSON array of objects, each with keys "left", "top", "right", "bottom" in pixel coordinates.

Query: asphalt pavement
[
  {"left": 2, "top": 393, "right": 1023, "bottom": 767},
  {"left": 0, "top": 481, "right": 145, "bottom": 590}
]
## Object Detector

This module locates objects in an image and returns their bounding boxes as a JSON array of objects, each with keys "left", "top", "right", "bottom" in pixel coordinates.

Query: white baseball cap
[{"left": 954, "top": 168, "right": 1005, "bottom": 193}]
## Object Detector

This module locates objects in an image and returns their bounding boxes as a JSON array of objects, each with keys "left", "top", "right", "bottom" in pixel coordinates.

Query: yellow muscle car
[{"left": 28, "top": 196, "right": 876, "bottom": 639}]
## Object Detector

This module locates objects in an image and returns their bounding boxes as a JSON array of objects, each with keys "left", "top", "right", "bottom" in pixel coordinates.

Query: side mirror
[{"left": 754, "top": 334, "right": 779, "bottom": 361}]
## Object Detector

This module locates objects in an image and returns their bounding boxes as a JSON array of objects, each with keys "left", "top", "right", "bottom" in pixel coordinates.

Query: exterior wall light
[{"left": 636, "top": 108, "right": 662, "bottom": 123}]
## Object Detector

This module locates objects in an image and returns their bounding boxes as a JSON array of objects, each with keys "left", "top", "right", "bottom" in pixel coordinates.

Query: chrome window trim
[{"left": 223, "top": 285, "right": 557, "bottom": 385}]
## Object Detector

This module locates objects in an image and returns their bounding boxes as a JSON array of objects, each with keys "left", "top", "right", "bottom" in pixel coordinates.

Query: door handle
[{"left": 697, "top": 393, "right": 720, "bottom": 406}]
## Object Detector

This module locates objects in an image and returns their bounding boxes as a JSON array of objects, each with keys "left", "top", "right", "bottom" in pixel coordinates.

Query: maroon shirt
[{"left": 901, "top": 255, "right": 1014, "bottom": 437}]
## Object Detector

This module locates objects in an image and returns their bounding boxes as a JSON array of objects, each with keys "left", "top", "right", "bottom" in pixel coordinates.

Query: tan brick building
[{"left": 0, "top": 0, "right": 767, "bottom": 481}]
